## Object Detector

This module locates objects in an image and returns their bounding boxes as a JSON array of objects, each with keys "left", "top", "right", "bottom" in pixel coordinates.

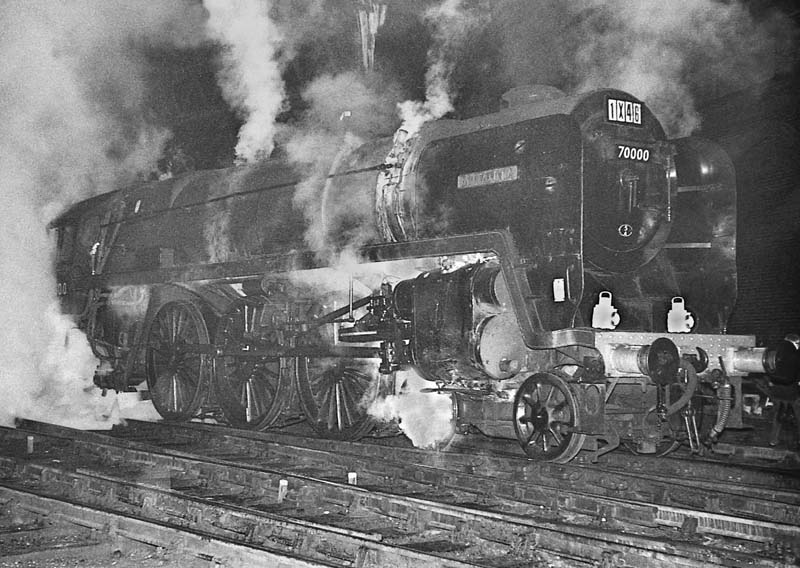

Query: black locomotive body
[{"left": 52, "top": 86, "right": 799, "bottom": 462}]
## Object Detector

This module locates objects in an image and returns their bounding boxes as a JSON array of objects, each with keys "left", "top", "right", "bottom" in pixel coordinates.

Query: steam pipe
[
  {"left": 705, "top": 357, "right": 733, "bottom": 445},
  {"left": 705, "top": 380, "right": 732, "bottom": 445}
]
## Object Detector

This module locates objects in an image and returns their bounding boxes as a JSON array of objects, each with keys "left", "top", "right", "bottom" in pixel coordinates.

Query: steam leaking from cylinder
[{"left": 368, "top": 369, "right": 455, "bottom": 449}]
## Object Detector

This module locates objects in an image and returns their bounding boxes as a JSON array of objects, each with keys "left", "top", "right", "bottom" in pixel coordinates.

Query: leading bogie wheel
[
  {"left": 514, "top": 372, "right": 586, "bottom": 463},
  {"left": 145, "top": 299, "right": 211, "bottom": 421},
  {"left": 295, "top": 357, "right": 378, "bottom": 440},
  {"left": 212, "top": 300, "right": 291, "bottom": 430}
]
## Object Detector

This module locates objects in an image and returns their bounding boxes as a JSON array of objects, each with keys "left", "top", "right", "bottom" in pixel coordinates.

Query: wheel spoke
[
  {"left": 296, "top": 358, "right": 375, "bottom": 440},
  {"left": 544, "top": 385, "right": 554, "bottom": 407},
  {"left": 326, "top": 387, "right": 338, "bottom": 430},
  {"left": 340, "top": 388, "right": 355, "bottom": 427},
  {"left": 339, "top": 374, "right": 361, "bottom": 406},
  {"left": 318, "top": 379, "right": 333, "bottom": 410},
  {"left": 170, "top": 373, "right": 181, "bottom": 412},
  {"left": 174, "top": 308, "right": 186, "bottom": 343},
  {"left": 335, "top": 382, "right": 345, "bottom": 431},
  {"left": 548, "top": 427, "right": 564, "bottom": 446},
  {"left": 245, "top": 380, "right": 255, "bottom": 422},
  {"left": 176, "top": 366, "right": 198, "bottom": 389}
]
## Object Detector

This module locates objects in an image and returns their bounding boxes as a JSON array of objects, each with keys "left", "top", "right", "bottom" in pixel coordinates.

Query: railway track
[
  {"left": 113, "top": 419, "right": 800, "bottom": 534},
  {"left": 1, "top": 419, "right": 798, "bottom": 567}
]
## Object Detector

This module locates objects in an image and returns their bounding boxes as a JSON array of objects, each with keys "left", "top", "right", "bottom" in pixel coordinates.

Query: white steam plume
[
  {"left": 369, "top": 368, "right": 455, "bottom": 449},
  {"left": 204, "top": 0, "right": 287, "bottom": 163},
  {"left": 398, "top": 0, "right": 487, "bottom": 136},
  {"left": 286, "top": 71, "right": 399, "bottom": 258},
  {"left": 568, "top": 0, "right": 799, "bottom": 137},
  {"left": 0, "top": 1, "right": 204, "bottom": 428}
]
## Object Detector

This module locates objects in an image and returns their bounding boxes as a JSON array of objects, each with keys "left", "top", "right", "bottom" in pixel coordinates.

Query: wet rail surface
[{"left": 0, "top": 419, "right": 798, "bottom": 567}]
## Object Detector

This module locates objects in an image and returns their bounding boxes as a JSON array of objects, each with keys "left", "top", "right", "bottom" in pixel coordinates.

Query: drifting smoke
[
  {"left": 398, "top": 0, "right": 488, "bottom": 136},
  {"left": 286, "top": 71, "right": 399, "bottom": 258},
  {"left": 473, "top": 0, "right": 798, "bottom": 138},
  {"left": 204, "top": 0, "right": 287, "bottom": 163},
  {"left": 566, "top": 0, "right": 798, "bottom": 136},
  {"left": 289, "top": 129, "right": 365, "bottom": 254},
  {"left": 0, "top": 1, "right": 205, "bottom": 428}
]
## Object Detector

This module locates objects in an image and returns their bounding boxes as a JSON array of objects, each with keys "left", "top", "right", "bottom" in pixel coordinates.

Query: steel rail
[{"left": 4, "top": 422, "right": 796, "bottom": 566}]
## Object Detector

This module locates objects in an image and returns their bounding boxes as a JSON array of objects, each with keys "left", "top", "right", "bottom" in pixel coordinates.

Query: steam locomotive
[{"left": 52, "top": 85, "right": 799, "bottom": 463}]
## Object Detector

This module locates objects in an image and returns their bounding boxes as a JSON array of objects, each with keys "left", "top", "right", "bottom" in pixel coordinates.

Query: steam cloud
[
  {"left": 369, "top": 369, "right": 455, "bottom": 449},
  {"left": 204, "top": 0, "right": 287, "bottom": 163},
  {"left": 567, "top": 0, "right": 799, "bottom": 137},
  {"left": 287, "top": 72, "right": 399, "bottom": 258},
  {"left": 398, "top": 0, "right": 487, "bottom": 136},
  {"left": 0, "top": 0, "right": 205, "bottom": 428}
]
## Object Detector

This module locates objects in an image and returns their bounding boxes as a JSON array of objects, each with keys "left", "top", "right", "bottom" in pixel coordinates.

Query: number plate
[
  {"left": 616, "top": 144, "right": 650, "bottom": 162},
  {"left": 607, "top": 98, "right": 642, "bottom": 126}
]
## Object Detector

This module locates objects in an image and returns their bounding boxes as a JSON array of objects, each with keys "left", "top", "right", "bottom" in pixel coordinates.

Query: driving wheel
[
  {"left": 295, "top": 357, "right": 377, "bottom": 440},
  {"left": 213, "top": 300, "right": 291, "bottom": 430},
  {"left": 145, "top": 300, "right": 211, "bottom": 420}
]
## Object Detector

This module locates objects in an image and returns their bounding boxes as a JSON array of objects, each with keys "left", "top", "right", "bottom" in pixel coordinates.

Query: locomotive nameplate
[
  {"left": 457, "top": 165, "right": 519, "bottom": 189},
  {"left": 607, "top": 98, "right": 642, "bottom": 126}
]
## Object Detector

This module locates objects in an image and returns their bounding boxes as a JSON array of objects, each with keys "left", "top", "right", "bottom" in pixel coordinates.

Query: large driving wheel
[
  {"left": 213, "top": 301, "right": 291, "bottom": 430},
  {"left": 145, "top": 300, "right": 211, "bottom": 421},
  {"left": 514, "top": 372, "right": 586, "bottom": 463},
  {"left": 295, "top": 358, "right": 377, "bottom": 440}
]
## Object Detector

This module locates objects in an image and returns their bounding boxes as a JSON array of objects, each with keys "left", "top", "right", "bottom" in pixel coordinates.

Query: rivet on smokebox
[
  {"left": 347, "top": 472, "right": 358, "bottom": 486},
  {"left": 26, "top": 436, "right": 34, "bottom": 454},
  {"left": 277, "top": 479, "right": 288, "bottom": 503}
]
